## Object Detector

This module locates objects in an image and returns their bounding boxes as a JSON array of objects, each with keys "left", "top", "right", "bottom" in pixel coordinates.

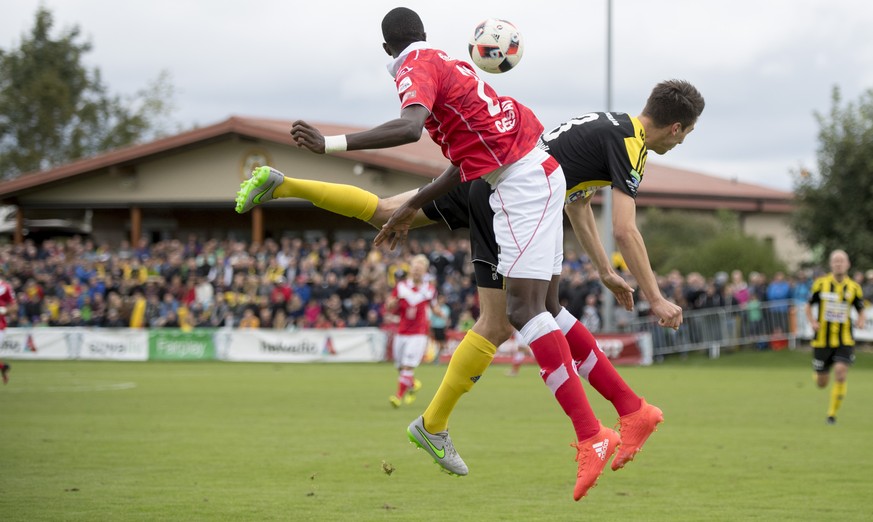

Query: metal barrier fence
[{"left": 620, "top": 299, "right": 803, "bottom": 359}]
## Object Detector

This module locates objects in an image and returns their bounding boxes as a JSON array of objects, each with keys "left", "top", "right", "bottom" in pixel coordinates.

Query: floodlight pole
[{"left": 601, "top": 0, "right": 616, "bottom": 332}]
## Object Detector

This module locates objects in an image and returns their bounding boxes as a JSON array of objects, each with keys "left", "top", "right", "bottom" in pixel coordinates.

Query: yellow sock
[
  {"left": 827, "top": 381, "right": 846, "bottom": 418},
  {"left": 423, "top": 330, "right": 497, "bottom": 433},
  {"left": 274, "top": 177, "right": 378, "bottom": 221}
]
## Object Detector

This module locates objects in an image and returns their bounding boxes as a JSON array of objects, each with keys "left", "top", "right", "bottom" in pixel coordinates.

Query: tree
[
  {"left": 0, "top": 7, "right": 176, "bottom": 180},
  {"left": 640, "top": 208, "right": 786, "bottom": 277},
  {"left": 792, "top": 86, "right": 873, "bottom": 269}
]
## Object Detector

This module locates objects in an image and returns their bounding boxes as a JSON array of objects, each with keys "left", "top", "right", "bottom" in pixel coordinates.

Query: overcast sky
[{"left": 3, "top": 0, "right": 873, "bottom": 191}]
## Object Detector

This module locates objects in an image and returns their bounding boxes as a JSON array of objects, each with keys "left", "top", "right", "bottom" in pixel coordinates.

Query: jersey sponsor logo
[
  {"left": 396, "top": 66, "right": 413, "bottom": 77},
  {"left": 605, "top": 112, "right": 620, "bottom": 126},
  {"left": 625, "top": 169, "right": 642, "bottom": 195},
  {"left": 567, "top": 187, "right": 596, "bottom": 204},
  {"left": 494, "top": 99, "right": 517, "bottom": 132},
  {"left": 398, "top": 76, "right": 413, "bottom": 94}
]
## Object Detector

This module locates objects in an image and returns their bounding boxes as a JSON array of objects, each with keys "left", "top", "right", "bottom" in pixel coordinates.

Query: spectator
[{"left": 238, "top": 307, "right": 260, "bottom": 329}]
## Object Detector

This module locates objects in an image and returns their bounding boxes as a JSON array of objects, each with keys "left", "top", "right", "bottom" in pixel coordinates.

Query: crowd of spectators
[{"left": 2, "top": 235, "right": 873, "bottom": 333}]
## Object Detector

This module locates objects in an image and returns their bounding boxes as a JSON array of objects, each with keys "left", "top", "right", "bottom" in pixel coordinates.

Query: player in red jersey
[
  {"left": 386, "top": 255, "right": 436, "bottom": 408},
  {"left": 290, "top": 7, "right": 614, "bottom": 500},
  {"left": 0, "top": 272, "right": 16, "bottom": 384}
]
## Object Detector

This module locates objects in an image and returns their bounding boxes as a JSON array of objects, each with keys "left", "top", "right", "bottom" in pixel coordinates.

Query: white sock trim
[
  {"left": 576, "top": 351, "right": 598, "bottom": 381},
  {"left": 554, "top": 307, "right": 576, "bottom": 335},
  {"left": 518, "top": 311, "right": 559, "bottom": 346},
  {"left": 545, "top": 363, "right": 570, "bottom": 395}
]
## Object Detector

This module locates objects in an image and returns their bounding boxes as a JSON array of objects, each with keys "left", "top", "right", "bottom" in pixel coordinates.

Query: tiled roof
[{"left": 0, "top": 116, "right": 793, "bottom": 212}]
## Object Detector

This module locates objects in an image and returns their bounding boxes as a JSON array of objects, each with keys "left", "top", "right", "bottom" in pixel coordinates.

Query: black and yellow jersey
[
  {"left": 537, "top": 112, "right": 646, "bottom": 204},
  {"left": 808, "top": 273, "right": 865, "bottom": 348}
]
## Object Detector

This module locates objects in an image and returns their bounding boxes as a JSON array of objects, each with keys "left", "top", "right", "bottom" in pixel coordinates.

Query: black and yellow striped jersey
[
  {"left": 808, "top": 273, "right": 865, "bottom": 348},
  {"left": 538, "top": 112, "right": 646, "bottom": 204}
]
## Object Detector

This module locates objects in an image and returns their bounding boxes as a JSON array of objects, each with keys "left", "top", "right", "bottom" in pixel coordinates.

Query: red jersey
[
  {"left": 0, "top": 280, "right": 15, "bottom": 330},
  {"left": 391, "top": 278, "right": 436, "bottom": 335},
  {"left": 392, "top": 45, "right": 543, "bottom": 182}
]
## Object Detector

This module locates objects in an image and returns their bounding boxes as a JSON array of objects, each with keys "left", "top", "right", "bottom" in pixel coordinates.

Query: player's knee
[{"left": 473, "top": 316, "right": 514, "bottom": 346}]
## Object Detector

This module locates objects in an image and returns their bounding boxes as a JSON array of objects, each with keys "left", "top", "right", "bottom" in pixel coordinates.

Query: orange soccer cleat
[
  {"left": 572, "top": 424, "right": 620, "bottom": 501},
  {"left": 612, "top": 399, "right": 664, "bottom": 471}
]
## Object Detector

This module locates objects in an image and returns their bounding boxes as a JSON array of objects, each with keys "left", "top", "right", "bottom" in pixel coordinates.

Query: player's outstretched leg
[
  {"left": 235, "top": 166, "right": 379, "bottom": 220},
  {"left": 572, "top": 424, "right": 620, "bottom": 501},
  {"left": 407, "top": 416, "right": 468, "bottom": 476},
  {"left": 611, "top": 398, "right": 663, "bottom": 471},
  {"left": 235, "top": 166, "right": 285, "bottom": 213}
]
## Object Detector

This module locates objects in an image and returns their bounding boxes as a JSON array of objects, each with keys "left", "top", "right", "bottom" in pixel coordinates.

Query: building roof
[{"left": 0, "top": 116, "right": 793, "bottom": 212}]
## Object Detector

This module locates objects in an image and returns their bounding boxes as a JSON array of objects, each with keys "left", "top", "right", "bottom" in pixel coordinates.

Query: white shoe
[
  {"left": 407, "top": 416, "right": 468, "bottom": 476},
  {"left": 235, "top": 166, "right": 285, "bottom": 213}
]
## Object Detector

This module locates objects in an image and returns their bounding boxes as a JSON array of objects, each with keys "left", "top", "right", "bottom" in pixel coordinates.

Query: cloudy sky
[{"left": 3, "top": 0, "right": 873, "bottom": 191}]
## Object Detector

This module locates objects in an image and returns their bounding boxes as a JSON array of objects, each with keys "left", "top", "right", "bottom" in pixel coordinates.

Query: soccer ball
[{"left": 467, "top": 19, "right": 524, "bottom": 74}]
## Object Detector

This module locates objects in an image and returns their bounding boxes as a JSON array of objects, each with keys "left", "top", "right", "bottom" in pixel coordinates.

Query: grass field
[{"left": 1, "top": 349, "right": 871, "bottom": 521}]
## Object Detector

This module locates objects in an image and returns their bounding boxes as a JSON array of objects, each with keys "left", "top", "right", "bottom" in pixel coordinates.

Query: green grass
[{"left": 1, "top": 350, "right": 870, "bottom": 521}]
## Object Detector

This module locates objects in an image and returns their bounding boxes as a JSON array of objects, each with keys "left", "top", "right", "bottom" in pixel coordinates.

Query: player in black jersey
[
  {"left": 540, "top": 79, "right": 705, "bottom": 335},
  {"left": 804, "top": 249, "right": 866, "bottom": 424},
  {"left": 235, "top": 79, "right": 705, "bottom": 484}
]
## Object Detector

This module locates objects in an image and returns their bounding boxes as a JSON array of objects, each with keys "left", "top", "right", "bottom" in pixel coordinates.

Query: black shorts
[
  {"left": 431, "top": 327, "right": 447, "bottom": 342},
  {"left": 422, "top": 179, "right": 503, "bottom": 290},
  {"left": 812, "top": 346, "right": 855, "bottom": 373}
]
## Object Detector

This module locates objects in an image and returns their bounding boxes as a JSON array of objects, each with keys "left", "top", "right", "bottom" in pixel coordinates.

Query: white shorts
[
  {"left": 393, "top": 333, "right": 428, "bottom": 368},
  {"left": 488, "top": 147, "right": 565, "bottom": 280}
]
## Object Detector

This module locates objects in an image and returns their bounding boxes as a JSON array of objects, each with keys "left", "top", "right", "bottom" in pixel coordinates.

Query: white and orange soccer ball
[{"left": 467, "top": 18, "right": 524, "bottom": 74}]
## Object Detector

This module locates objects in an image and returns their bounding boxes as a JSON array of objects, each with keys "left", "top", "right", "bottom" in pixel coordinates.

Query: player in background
[
  {"left": 804, "top": 249, "right": 865, "bottom": 424},
  {"left": 287, "top": 7, "right": 614, "bottom": 500},
  {"left": 237, "top": 79, "right": 703, "bottom": 487},
  {"left": 0, "top": 271, "right": 16, "bottom": 384},
  {"left": 387, "top": 254, "right": 435, "bottom": 407},
  {"left": 428, "top": 294, "right": 452, "bottom": 364}
]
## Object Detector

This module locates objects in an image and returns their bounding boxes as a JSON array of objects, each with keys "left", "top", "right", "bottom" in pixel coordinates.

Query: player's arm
[
  {"left": 612, "top": 190, "right": 682, "bottom": 329},
  {"left": 290, "top": 105, "right": 430, "bottom": 153},
  {"left": 854, "top": 287, "right": 865, "bottom": 329},
  {"left": 564, "top": 195, "right": 634, "bottom": 311}
]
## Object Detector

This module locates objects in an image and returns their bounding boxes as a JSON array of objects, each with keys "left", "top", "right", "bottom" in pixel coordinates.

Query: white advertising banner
[
  {"left": 77, "top": 329, "right": 149, "bottom": 361},
  {"left": 220, "top": 328, "right": 387, "bottom": 363},
  {"left": 0, "top": 328, "right": 73, "bottom": 360}
]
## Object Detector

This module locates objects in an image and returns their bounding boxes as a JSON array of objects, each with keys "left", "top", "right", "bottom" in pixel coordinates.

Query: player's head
[
  {"left": 382, "top": 7, "right": 426, "bottom": 58},
  {"left": 409, "top": 254, "right": 430, "bottom": 280},
  {"left": 829, "top": 249, "right": 851, "bottom": 277},
  {"left": 640, "top": 80, "right": 705, "bottom": 154}
]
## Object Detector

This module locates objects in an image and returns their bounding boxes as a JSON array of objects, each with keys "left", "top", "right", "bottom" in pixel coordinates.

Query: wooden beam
[
  {"left": 130, "top": 207, "right": 142, "bottom": 246},
  {"left": 252, "top": 206, "right": 263, "bottom": 244}
]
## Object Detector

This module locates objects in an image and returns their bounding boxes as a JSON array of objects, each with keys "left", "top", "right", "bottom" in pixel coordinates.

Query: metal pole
[{"left": 601, "top": 0, "right": 616, "bottom": 332}]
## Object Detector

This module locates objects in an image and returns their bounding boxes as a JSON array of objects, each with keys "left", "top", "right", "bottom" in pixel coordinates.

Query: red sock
[
  {"left": 527, "top": 328, "right": 599, "bottom": 441},
  {"left": 563, "top": 319, "right": 641, "bottom": 417},
  {"left": 396, "top": 370, "right": 414, "bottom": 398}
]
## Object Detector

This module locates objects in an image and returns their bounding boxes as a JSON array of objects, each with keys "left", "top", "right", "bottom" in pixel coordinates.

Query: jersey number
[
  {"left": 456, "top": 65, "right": 501, "bottom": 117},
  {"left": 542, "top": 113, "right": 600, "bottom": 142}
]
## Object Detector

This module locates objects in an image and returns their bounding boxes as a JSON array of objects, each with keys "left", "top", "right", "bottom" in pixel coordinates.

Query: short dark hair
[
  {"left": 642, "top": 80, "right": 705, "bottom": 129},
  {"left": 382, "top": 7, "right": 425, "bottom": 49}
]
